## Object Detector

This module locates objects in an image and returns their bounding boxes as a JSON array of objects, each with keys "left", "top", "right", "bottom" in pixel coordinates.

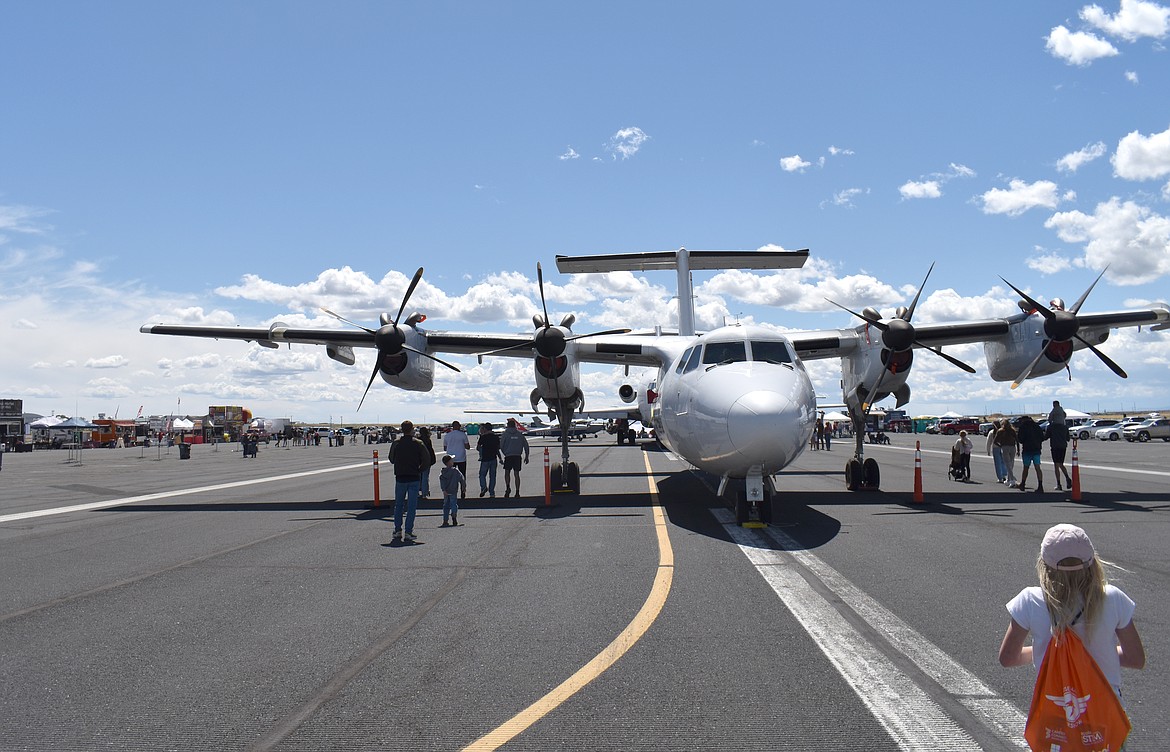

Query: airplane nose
[{"left": 727, "top": 390, "right": 797, "bottom": 465}]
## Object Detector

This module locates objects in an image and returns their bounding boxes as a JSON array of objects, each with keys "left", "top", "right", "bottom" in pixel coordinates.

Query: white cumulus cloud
[
  {"left": 1045, "top": 197, "right": 1170, "bottom": 284},
  {"left": 1045, "top": 25, "right": 1119, "bottom": 65},
  {"left": 1081, "top": 0, "right": 1170, "bottom": 42},
  {"left": 979, "top": 179, "right": 1063, "bottom": 216},
  {"left": 1057, "top": 141, "right": 1108, "bottom": 172},
  {"left": 1112, "top": 125, "right": 1170, "bottom": 180}
]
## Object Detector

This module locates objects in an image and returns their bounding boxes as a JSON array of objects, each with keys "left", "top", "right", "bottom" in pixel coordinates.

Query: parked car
[
  {"left": 925, "top": 418, "right": 954, "bottom": 435},
  {"left": 978, "top": 422, "right": 997, "bottom": 436},
  {"left": 940, "top": 417, "right": 981, "bottom": 435},
  {"left": 1123, "top": 418, "right": 1170, "bottom": 442},
  {"left": 1073, "top": 419, "right": 1118, "bottom": 440},
  {"left": 1095, "top": 419, "right": 1144, "bottom": 441}
]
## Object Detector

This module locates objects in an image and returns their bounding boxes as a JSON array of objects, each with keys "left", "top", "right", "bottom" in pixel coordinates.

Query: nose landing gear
[{"left": 724, "top": 467, "right": 773, "bottom": 527}]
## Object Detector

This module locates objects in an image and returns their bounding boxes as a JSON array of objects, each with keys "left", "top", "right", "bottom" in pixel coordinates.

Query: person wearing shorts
[
  {"left": 499, "top": 418, "right": 530, "bottom": 497},
  {"left": 1015, "top": 415, "right": 1047, "bottom": 493}
]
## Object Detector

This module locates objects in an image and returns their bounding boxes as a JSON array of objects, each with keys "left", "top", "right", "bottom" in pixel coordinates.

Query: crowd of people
[
  {"left": 973, "top": 400, "right": 1075, "bottom": 492},
  {"left": 386, "top": 417, "right": 530, "bottom": 544}
]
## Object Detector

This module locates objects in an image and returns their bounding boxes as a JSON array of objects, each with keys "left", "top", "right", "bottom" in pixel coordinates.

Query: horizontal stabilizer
[{"left": 556, "top": 248, "right": 808, "bottom": 274}]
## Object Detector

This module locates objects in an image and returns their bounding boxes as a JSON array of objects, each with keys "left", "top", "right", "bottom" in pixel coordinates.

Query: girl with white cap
[{"left": 998, "top": 523, "right": 1145, "bottom": 700}]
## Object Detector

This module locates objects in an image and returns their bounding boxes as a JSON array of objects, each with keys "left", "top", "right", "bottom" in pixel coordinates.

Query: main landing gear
[
  {"left": 845, "top": 457, "right": 880, "bottom": 491},
  {"left": 549, "top": 459, "right": 580, "bottom": 494}
]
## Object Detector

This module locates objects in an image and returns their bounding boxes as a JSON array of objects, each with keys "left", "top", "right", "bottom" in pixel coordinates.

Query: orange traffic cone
[
  {"left": 1070, "top": 439, "right": 1081, "bottom": 502},
  {"left": 913, "top": 441, "right": 924, "bottom": 503}
]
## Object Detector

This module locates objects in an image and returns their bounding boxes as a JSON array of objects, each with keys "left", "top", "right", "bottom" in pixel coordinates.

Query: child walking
[
  {"left": 998, "top": 523, "right": 1145, "bottom": 704},
  {"left": 439, "top": 454, "right": 465, "bottom": 527}
]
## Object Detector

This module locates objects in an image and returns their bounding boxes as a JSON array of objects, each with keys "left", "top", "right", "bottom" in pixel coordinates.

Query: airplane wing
[{"left": 787, "top": 307, "right": 1169, "bottom": 361}]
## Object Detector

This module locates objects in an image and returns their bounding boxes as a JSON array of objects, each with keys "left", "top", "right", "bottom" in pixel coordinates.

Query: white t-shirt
[
  {"left": 1006, "top": 584, "right": 1136, "bottom": 692},
  {"left": 443, "top": 429, "right": 469, "bottom": 462}
]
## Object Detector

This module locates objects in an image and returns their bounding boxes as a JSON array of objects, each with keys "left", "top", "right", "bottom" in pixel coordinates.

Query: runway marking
[
  {"left": 865, "top": 443, "right": 1170, "bottom": 477},
  {"left": 0, "top": 462, "right": 370, "bottom": 524},
  {"left": 464, "top": 452, "right": 673, "bottom": 751},
  {"left": 714, "top": 508, "right": 1028, "bottom": 751}
]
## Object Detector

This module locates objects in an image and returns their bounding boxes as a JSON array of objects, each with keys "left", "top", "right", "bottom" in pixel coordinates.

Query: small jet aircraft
[{"left": 141, "top": 248, "right": 1170, "bottom": 524}]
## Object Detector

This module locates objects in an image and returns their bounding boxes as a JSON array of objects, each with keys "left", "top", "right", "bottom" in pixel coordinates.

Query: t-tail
[{"left": 555, "top": 247, "right": 809, "bottom": 336}]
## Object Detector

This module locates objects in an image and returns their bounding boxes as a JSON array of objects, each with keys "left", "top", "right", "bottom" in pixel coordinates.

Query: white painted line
[
  {"left": 864, "top": 443, "right": 1170, "bottom": 478},
  {"left": 0, "top": 462, "right": 369, "bottom": 524},
  {"left": 713, "top": 508, "right": 1028, "bottom": 751}
]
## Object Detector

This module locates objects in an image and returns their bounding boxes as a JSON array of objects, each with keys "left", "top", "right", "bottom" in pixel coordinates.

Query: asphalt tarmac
[{"left": 2, "top": 432, "right": 1167, "bottom": 751}]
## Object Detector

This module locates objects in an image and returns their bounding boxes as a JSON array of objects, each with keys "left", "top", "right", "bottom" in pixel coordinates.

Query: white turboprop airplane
[{"left": 141, "top": 248, "right": 1170, "bottom": 524}]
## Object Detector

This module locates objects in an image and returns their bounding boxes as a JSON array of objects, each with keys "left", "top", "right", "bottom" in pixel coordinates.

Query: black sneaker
[
  {"left": 451, "top": 515, "right": 458, "bottom": 526},
  {"left": 440, "top": 520, "right": 450, "bottom": 527},
  {"left": 480, "top": 488, "right": 487, "bottom": 497},
  {"left": 392, "top": 529, "right": 403, "bottom": 541},
  {"left": 405, "top": 531, "right": 417, "bottom": 542}
]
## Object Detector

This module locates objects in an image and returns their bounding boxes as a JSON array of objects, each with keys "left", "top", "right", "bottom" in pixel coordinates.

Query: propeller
[
  {"left": 1000, "top": 267, "right": 1126, "bottom": 389},
  {"left": 474, "top": 262, "right": 631, "bottom": 360},
  {"left": 826, "top": 264, "right": 975, "bottom": 411},
  {"left": 320, "top": 266, "right": 461, "bottom": 411}
]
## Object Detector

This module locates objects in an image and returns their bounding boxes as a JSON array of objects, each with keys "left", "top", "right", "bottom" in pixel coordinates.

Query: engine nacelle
[
  {"left": 983, "top": 315, "right": 1107, "bottom": 382},
  {"left": 378, "top": 328, "right": 435, "bottom": 392},
  {"left": 618, "top": 384, "right": 637, "bottom": 403},
  {"left": 840, "top": 330, "right": 912, "bottom": 412},
  {"left": 532, "top": 340, "right": 583, "bottom": 413}
]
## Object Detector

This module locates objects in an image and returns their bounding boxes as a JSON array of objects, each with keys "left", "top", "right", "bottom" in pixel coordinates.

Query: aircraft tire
[
  {"left": 759, "top": 489, "right": 774, "bottom": 524},
  {"left": 845, "top": 460, "right": 862, "bottom": 491},
  {"left": 550, "top": 463, "right": 563, "bottom": 491},
  {"left": 733, "top": 487, "right": 750, "bottom": 525},
  {"left": 863, "top": 458, "right": 880, "bottom": 489},
  {"left": 565, "top": 461, "right": 580, "bottom": 493}
]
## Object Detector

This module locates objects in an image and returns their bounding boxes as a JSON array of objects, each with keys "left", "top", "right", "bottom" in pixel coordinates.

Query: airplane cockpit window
[
  {"left": 701, "top": 340, "right": 747, "bottom": 366},
  {"left": 682, "top": 345, "right": 704, "bottom": 373},
  {"left": 675, "top": 347, "right": 693, "bottom": 374},
  {"left": 750, "top": 340, "right": 793, "bottom": 365}
]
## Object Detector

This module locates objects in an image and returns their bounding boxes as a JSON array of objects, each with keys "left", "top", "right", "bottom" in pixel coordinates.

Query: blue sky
[{"left": 4, "top": 1, "right": 1169, "bottom": 424}]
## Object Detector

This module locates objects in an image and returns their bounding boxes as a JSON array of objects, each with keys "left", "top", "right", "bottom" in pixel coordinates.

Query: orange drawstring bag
[{"left": 1025, "top": 627, "right": 1131, "bottom": 751}]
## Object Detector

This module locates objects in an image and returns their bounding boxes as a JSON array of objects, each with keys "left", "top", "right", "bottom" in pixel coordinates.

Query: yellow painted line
[{"left": 463, "top": 453, "right": 674, "bottom": 750}]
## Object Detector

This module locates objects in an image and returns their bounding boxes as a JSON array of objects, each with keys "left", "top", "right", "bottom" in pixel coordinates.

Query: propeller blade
[
  {"left": 563, "top": 328, "right": 632, "bottom": 342},
  {"left": 320, "top": 307, "right": 375, "bottom": 333},
  {"left": 904, "top": 262, "right": 935, "bottom": 321},
  {"left": 825, "top": 299, "right": 889, "bottom": 331},
  {"left": 393, "top": 267, "right": 425, "bottom": 327},
  {"left": 1010, "top": 345, "right": 1050, "bottom": 390},
  {"left": 1073, "top": 334, "right": 1127, "bottom": 378},
  {"left": 861, "top": 361, "right": 891, "bottom": 414},
  {"left": 536, "top": 262, "right": 551, "bottom": 330},
  {"left": 917, "top": 343, "right": 976, "bottom": 373},
  {"left": 403, "top": 344, "right": 461, "bottom": 372},
  {"left": 999, "top": 277, "right": 1054, "bottom": 322},
  {"left": 1069, "top": 266, "right": 1108, "bottom": 314},
  {"left": 356, "top": 359, "right": 382, "bottom": 411}
]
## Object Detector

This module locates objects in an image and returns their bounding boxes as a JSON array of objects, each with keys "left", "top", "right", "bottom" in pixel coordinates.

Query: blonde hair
[{"left": 1036, "top": 555, "right": 1108, "bottom": 633}]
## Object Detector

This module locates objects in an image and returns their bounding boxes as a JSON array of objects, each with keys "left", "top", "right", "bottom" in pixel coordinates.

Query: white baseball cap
[{"left": 1040, "top": 523, "right": 1096, "bottom": 571}]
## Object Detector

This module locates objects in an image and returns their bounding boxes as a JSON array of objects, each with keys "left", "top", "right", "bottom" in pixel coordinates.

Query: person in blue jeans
[
  {"left": 439, "top": 454, "right": 466, "bottom": 527},
  {"left": 475, "top": 422, "right": 503, "bottom": 497},
  {"left": 389, "top": 420, "right": 429, "bottom": 543}
]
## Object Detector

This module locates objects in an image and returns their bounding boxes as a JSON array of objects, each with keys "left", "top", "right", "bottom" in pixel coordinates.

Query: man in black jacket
[
  {"left": 475, "top": 422, "right": 503, "bottom": 497},
  {"left": 389, "top": 420, "right": 429, "bottom": 542}
]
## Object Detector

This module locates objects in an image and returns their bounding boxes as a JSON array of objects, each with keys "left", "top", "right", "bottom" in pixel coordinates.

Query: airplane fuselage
[{"left": 651, "top": 325, "right": 817, "bottom": 478}]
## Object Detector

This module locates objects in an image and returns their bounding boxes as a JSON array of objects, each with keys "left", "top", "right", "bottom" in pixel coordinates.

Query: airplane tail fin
[{"left": 556, "top": 248, "right": 808, "bottom": 336}]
